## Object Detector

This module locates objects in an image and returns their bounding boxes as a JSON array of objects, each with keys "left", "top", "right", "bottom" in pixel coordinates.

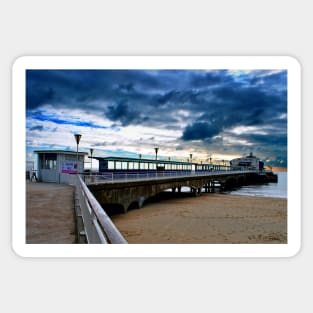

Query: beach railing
[{"left": 75, "top": 175, "right": 127, "bottom": 244}]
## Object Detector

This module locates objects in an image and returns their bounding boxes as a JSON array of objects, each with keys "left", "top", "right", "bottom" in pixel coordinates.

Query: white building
[
  {"left": 230, "top": 152, "right": 264, "bottom": 171},
  {"left": 34, "top": 150, "right": 88, "bottom": 184}
]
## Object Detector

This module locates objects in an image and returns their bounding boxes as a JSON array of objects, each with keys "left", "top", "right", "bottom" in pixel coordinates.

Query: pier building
[
  {"left": 230, "top": 152, "right": 264, "bottom": 171},
  {"left": 34, "top": 150, "right": 88, "bottom": 183},
  {"left": 92, "top": 156, "right": 229, "bottom": 173}
]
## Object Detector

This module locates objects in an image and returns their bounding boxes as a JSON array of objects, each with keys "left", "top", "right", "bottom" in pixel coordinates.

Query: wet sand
[{"left": 111, "top": 193, "right": 287, "bottom": 244}]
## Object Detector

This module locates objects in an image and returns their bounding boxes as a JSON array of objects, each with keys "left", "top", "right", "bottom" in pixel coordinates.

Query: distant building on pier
[{"left": 230, "top": 152, "right": 264, "bottom": 171}]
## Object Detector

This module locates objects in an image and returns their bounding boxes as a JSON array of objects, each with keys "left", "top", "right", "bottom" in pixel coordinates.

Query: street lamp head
[
  {"left": 89, "top": 148, "right": 94, "bottom": 173},
  {"left": 74, "top": 134, "right": 82, "bottom": 174},
  {"left": 154, "top": 147, "right": 159, "bottom": 160},
  {"left": 74, "top": 134, "right": 82, "bottom": 145}
]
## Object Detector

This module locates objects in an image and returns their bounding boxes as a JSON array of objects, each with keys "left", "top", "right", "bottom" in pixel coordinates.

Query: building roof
[
  {"left": 91, "top": 155, "right": 196, "bottom": 165},
  {"left": 34, "top": 150, "right": 88, "bottom": 156}
]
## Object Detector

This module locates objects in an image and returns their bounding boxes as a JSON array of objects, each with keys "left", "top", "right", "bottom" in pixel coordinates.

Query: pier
[
  {"left": 28, "top": 150, "right": 278, "bottom": 243},
  {"left": 87, "top": 170, "right": 277, "bottom": 213}
]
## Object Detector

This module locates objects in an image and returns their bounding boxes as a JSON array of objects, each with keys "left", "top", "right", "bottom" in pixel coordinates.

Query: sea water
[
  {"left": 168, "top": 172, "right": 287, "bottom": 199},
  {"left": 226, "top": 172, "right": 287, "bottom": 199}
]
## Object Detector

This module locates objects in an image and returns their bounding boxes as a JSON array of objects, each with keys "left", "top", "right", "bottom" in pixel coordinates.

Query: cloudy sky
[{"left": 26, "top": 69, "right": 287, "bottom": 168}]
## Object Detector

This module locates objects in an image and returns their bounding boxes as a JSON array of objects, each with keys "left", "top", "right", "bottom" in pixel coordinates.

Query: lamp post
[
  {"left": 138, "top": 153, "right": 142, "bottom": 170},
  {"left": 154, "top": 147, "right": 159, "bottom": 160},
  {"left": 90, "top": 148, "right": 94, "bottom": 174},
  {"left": 74, "top": 134, "right": 82, "bottom": 173},
  {"left": 209, "top": 157, "right": 212, "bottom": 171},
  {"left": 154, "top": 147, "right": 159, "bottom": 171}
]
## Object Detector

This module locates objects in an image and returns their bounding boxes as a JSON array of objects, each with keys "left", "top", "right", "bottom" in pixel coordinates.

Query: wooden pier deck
[{"left": 26, "top": 182, "right": 77, "bottom": 244}]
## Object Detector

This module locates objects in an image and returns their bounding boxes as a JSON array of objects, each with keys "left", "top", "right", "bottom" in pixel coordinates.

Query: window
[{"left": 41, "top": 153, "right": 57, "bottom": 169}]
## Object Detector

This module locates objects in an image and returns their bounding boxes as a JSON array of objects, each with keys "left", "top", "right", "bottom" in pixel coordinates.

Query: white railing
[
  {"left": 83, "top": 169, "right": 259, "bottom": 184},
  {"left": 75, "top": 175, "right": 127, "bottom": 244}
]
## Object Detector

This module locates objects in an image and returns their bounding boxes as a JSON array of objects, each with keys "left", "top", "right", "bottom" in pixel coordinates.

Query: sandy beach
[{"left": 111, "top": 193, "right": 287, "bottom": 244}]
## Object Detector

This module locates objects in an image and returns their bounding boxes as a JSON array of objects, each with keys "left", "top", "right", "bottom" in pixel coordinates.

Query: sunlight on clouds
[
  {"left": 230, "top": 126, "right": 268, "bottom": 135},
  {"left": 223, "top": 136, "right": 254, "bottom": 146},
  {"left": 211, "top": 153, "right": 242, "bottom": 161}
]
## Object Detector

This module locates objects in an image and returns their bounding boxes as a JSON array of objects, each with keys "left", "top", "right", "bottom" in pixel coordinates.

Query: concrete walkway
[{"left": 26, "top": 182, "right": 77, "bottom": 244}]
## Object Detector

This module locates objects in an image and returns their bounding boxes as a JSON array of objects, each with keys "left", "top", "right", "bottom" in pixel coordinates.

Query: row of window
[
  {"left": 106, "top": 161, "right": 196, "bottom": 170},
  {"left": 104, "top": 161, "right": 228, "bottom": 171}
]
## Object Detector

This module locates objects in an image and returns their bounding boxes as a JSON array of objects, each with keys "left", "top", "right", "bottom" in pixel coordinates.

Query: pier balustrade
[
  {"left": 83, "top": 169, "right": 258, "bottom": 184},
  {"left": 75, "top": 175, "right": 127, "bottom": 244}
]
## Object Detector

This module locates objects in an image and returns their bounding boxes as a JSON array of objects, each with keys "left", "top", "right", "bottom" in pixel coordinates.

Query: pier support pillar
[
  {"left": 138, "top": 196, "right": 145, "bottom": 208},
  {"left": 191, "top": 187, "right": 201, "bottom": 197}
]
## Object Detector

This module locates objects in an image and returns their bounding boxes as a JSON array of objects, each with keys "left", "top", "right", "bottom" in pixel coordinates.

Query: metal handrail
[
  {"left": 76, "top": 175, "right": 127, "bottom": 244},
  {"left": 83, "top": 169, "right": 259, "bottom": 184}
]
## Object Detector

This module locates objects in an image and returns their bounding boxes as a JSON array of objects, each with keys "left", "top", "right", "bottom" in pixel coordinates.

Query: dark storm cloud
[
  {"left": 26, "top": 69, "right": 287, "bottom": 165},
  {"left": 26, "top": 69, "right": 165, "bottom": 111},
  {"left": 180, "top": 78, "right": 287, "bottom": 141},
  {"left": 189, "top": 70, "right": 233, "bottom": 87},
  {"left": 182, "top": 122, "right": 220, "bottom": 140},
  {"left": 239, "top": 132, "right": 287, "bottom": 148},
  {"left": 106, "top": 101, "right": 142, "bottom": 126}
]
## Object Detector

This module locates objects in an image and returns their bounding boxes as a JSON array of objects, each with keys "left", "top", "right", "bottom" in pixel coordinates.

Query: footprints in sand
[{"left": 248, "top": 232, "right": 287, "bottom": 243}]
